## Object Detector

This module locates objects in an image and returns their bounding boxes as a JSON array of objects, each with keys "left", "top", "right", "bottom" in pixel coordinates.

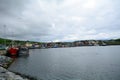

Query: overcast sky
[{"left": 0, "top": 0, "right": 120, "bottom": 42}]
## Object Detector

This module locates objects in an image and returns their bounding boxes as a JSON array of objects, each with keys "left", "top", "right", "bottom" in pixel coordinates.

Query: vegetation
[
  {"left": 0, "top": 38, "right": 25, "bottom": 46},
  {"left": 0, "top": 38, "right": 40, "bottom": 46},
  {"left": 106, "top": 38, "right": 120, "bottom": 45},
  {"left": 0, "top": 38, "right": 120, "bottom": 46}
]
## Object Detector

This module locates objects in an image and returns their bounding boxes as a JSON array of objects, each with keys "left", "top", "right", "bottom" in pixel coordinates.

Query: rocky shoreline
[
  {"left": 0, "top": 50, "right": 37, "bottom": 80},
  {"left": 0, "top": 66, "right": 29, "bottom": 80}
]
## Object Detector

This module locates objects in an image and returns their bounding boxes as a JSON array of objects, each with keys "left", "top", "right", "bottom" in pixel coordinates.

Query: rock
[
  {"left": 0, "top": 55, "right": 30, "bottom": 80},
  {"left": 0, "top": 55, "right": 14, "bottom": 68},
  {"left": 0, "top": 67, "right": 29, "bottom": 80}
]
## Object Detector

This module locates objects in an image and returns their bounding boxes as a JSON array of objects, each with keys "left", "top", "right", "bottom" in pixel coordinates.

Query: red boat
[
  {"left": 6, "top": 47, "right": 18, "bottom": 56},
  {"left": 6, "top": 46, "right": 29, "bottom": 57}
]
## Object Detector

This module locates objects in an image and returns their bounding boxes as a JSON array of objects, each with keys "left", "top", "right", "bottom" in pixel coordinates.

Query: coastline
[
  {"left": 0, "top": 66, "right": 29, "bottom": 80},
  {"left": 0, "top": 50, "right": 37, "bottom": 80}
]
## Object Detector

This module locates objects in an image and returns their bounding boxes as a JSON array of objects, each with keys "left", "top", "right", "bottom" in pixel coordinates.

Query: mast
[
  {"left": 11, "top": 31, "right": 14, "bottom": 47},
  {"left": 4, "top": 25, "right": 6, "bottom": 47}
]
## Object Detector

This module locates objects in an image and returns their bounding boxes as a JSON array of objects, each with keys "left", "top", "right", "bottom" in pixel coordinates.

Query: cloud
[{"left": 0, "top": 0, "right": 120, "bottom": 42}]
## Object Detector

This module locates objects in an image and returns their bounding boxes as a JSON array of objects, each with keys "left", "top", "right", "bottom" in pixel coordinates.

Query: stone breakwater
[
  {"left": 0, "top": 55, "right": 30, "bottom": 80},
  {"left": 0, "top": 56, "right": 14, "bottom": 68},
  {"left": 0, "top": 67, "right": 29, "bottom": 80},
  {"left": 0, "top": 50, "right": 37, "bottom": 80},
  {"left": 0, "top": 54, "right": 30, "bottom": 80}
]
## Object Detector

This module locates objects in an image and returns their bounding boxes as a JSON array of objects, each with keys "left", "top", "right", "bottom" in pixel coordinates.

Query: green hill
[
  {"left": 0, "top": 38, "right": 120, "bottom": 46},
  {"left": 0, "top": 38, "right": 39, "bottom": 46}
]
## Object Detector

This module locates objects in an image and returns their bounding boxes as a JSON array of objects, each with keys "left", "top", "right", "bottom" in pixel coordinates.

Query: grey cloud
[
  {"left": 0, "top": 0, "right": 29, "bottom": 16},
  {"left": 0, "top": 0, "right": 120, "bottom": 42}
]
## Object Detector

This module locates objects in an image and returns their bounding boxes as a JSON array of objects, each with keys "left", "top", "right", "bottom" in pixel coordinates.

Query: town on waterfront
[
  {"left": 0, "top": 37, "right": 120, "bottom": 80},
  {"left": 0, "top": 38, "right": 120, "bottom": 49},
  {"left": 1, "top": 0, "right": 120, "bottom": 80}
]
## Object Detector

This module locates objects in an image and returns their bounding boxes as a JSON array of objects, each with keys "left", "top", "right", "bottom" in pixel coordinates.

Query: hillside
[
  {"left": 0, "top": 38, "right": 39, "bottom": 46},
  {"left": 0, "top": 38, "right": 120, "bottom": 46}
]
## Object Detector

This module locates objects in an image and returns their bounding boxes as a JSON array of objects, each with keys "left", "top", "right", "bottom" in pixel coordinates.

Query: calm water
[{"left": 9, "top": 46, "right": 120, "bottom": 80}]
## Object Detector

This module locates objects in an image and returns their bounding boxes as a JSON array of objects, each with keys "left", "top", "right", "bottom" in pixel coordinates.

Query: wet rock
[
  {"left": 0, "top": 67, "right": 29, "bottom": 80},
  {"left": 0, "top": 55, "right": 29, "bottom": 80},
  {"left": 0, "top": 56, "right": 14, "bottom": 68}
]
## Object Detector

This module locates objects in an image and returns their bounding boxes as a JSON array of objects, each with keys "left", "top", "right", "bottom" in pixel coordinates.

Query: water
[{"left": 8, "top": 46, "right": 120, "bottom": 80}]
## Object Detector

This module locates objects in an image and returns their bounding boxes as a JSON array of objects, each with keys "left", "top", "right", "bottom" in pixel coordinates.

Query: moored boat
[
  {"left": 18, "top": 47, "right": 29, "bottom": 56},
  {"left": 6, "top": 46, "right": 29, "bottom": 57}
]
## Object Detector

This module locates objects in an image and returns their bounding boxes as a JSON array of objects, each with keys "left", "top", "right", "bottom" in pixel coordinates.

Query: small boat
[
  {"left": 18, "top": 47, "right": 29, "bottom": 56},
  {"left": 6, "top": 46, "right": 29, "bottom": 57}
]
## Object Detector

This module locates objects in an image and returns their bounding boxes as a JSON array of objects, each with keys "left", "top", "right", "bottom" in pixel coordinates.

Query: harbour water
[{"left": 8, "top": 46, "right": 120, "bottom": 80}]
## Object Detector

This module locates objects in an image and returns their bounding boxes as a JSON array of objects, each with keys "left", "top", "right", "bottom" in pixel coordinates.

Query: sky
[{"left": 0, "top": 0, "right": 120, "bottom": 42}]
